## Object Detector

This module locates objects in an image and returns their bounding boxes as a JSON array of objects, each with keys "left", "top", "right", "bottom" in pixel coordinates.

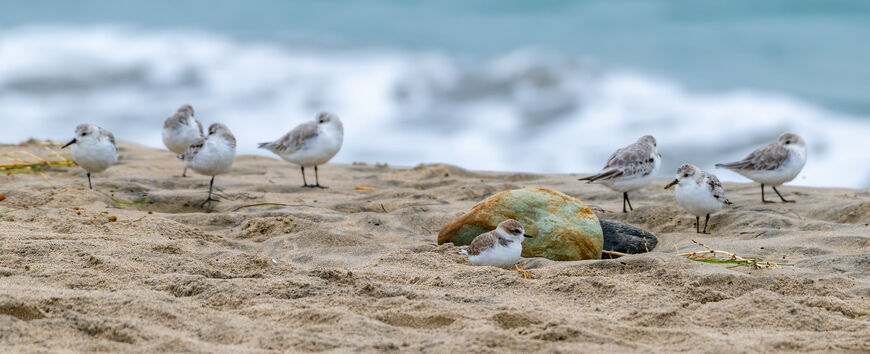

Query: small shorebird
[
  {"left": 162, "top": 104, "right": 203, "bottom": 177},
  {"left": 715, "top": 132, "right": 806, "bottom": 203},
  {"left": 258, "top": 112, "right": 344, "bottom": 188},
  {"left": 178, "top": 123, "right": 236, "bottom": 206},
  {"left": 458, "top": 219, "right": 534, "bottom": 279},
  {"left": 665, "top": 164, "right": 731, "bottom": 234},
  {"left": 579, "top": 135, "right": 661, "bottom": 212},
  {"left": 61, "top": 124, "right": 118, "bottom": 189}
]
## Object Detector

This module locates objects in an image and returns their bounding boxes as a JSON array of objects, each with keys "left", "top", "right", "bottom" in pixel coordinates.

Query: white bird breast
[
  {"left": 467, "top": 241, "right": 523, "bottom": 268},
  {"left": 71, "top": 138, "right": 117, "bottom": 173}
]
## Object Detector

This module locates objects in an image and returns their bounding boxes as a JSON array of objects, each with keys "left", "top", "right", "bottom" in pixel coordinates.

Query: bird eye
[
  {"left": 319, "top": 120, "right": 325, "bottom": 123},
  {"left": 512, "top": 229, "right": 521, "bottom": 234},
  {"left": 683, "top": 173, "right": 689, "bottom": 177},
  {"left": 785, "top": 140, "right": 791, "bottom": 144}
]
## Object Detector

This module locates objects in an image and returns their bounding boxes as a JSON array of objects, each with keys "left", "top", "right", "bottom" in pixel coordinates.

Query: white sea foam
[{"left": 1, "top": 26, "right": 869, "bottom": 187}]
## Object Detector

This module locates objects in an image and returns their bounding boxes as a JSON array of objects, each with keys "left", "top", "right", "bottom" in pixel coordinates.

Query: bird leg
[
  {"left": 87, "top": 173, "right": 93, "bottom": 190},
  {"left": 300, "top": 166, "right": 312, "bottom": 188},
  {"left": 314, "top": 165, "right": 327, "bottom": 188},
  {"left": 772, "top": 186, "right": 795, "bottom": 203},
  {"left": 761, "top": 184, "right": 774, "bottom": 203},
  {"left": 515, "top": 264, "right": 531, "bottom": 279},
  {"left": 201, "top": 176, "right": 219, "bottom": 207},
  {"left": 181, "top": 167, "right": 188, "bottom": 177},
  {"left": 695, "top": 216, "right": 700, "bottom": 233},
  {"left": 623, "top": 192, "right": 634, "bottom": 212},
  {"left": 702, "top": 213, "right": 710, "bottom": 234}
]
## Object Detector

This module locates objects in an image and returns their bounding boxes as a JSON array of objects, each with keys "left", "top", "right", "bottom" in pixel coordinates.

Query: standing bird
[
  {"left": 61, "top": 124, "right": 118, "bottom": 190},
  {"left": 162, "top": 104, "right": 203, "bottom": 177},
  {"left": 665, "top": 164, "right": 731, "bottom": 234},
  {"left": 178, "top": 123, "right": 236, "bottom": 206},
  {"left": 458, "top": 219, "right": 534, "bottom": 278},
  {"left": 715, "top": 133, "right": 807, "bottom": 203},
  {"left": 579, "top": 135, "right": 661, "bottom": 212},
  {"left": 258, "top": 112, "right": 344, "bottom": 188}
]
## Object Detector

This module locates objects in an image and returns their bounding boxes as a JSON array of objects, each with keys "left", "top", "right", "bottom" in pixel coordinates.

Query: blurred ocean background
[{"left": 1, "top": 0, "right": 870, "bottom": 187}]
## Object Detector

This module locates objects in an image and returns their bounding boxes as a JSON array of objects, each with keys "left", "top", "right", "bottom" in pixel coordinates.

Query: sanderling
[
  {"left": 579, "top": 135, "right": 661, "bottom": 212},
  {"left": 665, "top": 164, "right": 732, "bottom": 233},
  {"left": 458, "top": 219, "right": 534, "bottom": 278},
  {"left": 162, "top": 104, "right": 203, "bottom": 177},
  {"left": 178, "top": 123, "right": 236, "bottom": 206},
  {"left": 61, "top": 124, "right": 118, "bottom": 189},
  {"left": 258, "top": 112, "right": 344, "bottom": 188},
  {"left": 715, "top": 132, "right": 806, "bottom": 203}
]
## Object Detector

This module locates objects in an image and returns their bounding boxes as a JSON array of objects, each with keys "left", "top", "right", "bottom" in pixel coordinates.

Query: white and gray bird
[
  {"left": 61, "top": 124, "right": 118, "bottom": 190},
  {"left": 665, "top": 164, "right": 731, "bottom": 234},
  {"left": 178, "top": 123, "right": 236, "bottom": 206},
  {"left": 458, "top": 219, "right": 534, "bottom": 278},
  {"left": 579, "top": 135, "right": 661, "bottom": 212},
  {"left": 258, "top": 112, "right": 344, "bottom": 188},
  {"left": 162, "top": 104, "right": 203, "bottom": 177},
  {"left": 715, "top": 132, "right": 807, "bottom": 203}
]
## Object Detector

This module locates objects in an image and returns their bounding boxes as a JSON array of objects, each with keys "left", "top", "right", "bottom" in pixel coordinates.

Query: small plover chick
[
  {"left": 178, "top": 123, "right": 236, "bottom": 206},
  {"left": 715, "top": 132, "right": 806, "bottom": 203},
  {"left": 258, "top": 112, "right": 343, "bottom": 188},
  {"left": 665, "top": 164, "right": 731, "bottom": 234},
  {"left": 458, "top": 219, "right": 534, "bottom": 278},
  {"left": 162, "top": 104, "right": 203, "bottom": 177},
  {"left": 61, "top": 124, "right": 118, "bottom": 189},
  {"left": 579, "top": 135, "right": 661, "bottom": 212}
]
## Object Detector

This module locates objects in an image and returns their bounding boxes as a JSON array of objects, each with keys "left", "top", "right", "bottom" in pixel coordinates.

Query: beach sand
[{"left": 1, "top": 140, "right": 868, "bottom": 352}]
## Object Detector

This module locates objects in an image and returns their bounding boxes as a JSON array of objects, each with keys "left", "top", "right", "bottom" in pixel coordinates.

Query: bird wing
[
  {"left": 580, "top": 143, "right": 656, "bottom": 182},
  {"left": 464, "top": 231, "right": 509, "bottom": 256},
  {"left": 103, "top": 128, "right": 116, "bottom": 148},
  {"left": 179, "top": 137, "right": 205, "bottom": 161},
  {"left": 706, "top": 173, "right": 730, "bottom": 204},
  {"left": 258, "top": 121, "right": 318, "bottom": 155},
  {"left": 716, "top": 143, "right": 788, "bottom": 171}
]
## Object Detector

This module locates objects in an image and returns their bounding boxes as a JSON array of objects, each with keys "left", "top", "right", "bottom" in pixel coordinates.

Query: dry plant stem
[
  {"left": 675, "top": 239, "right": 784, "bottom": 269},
  {"left": 602, "top": 250, "right": 630, "bottom": 257}
]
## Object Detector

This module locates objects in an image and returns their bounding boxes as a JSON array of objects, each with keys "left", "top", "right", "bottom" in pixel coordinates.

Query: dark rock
[{"left": 600, "top": 219, "right": 657, "bottom": 254}]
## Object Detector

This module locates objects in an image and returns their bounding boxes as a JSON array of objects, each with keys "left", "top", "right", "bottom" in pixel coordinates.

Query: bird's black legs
[
  {"left": 87, "top": 173, "right": 93, "bottom": 190},
  {"left": 300, "top": 166, "right": 310, "bottom": 187},
  {"left": 623, "top": 192, "right": 634, "bottom": 213},
  {"left": 201, "top": 176, "right": 218, "bottom": 207},
  {"left": 182, "top": 167, "right": 188, "bottom": 177},
  {"left": 772, "top": 186, "right": 795, "bottom": 203},
  {"left": 761, "top": 184, "right": 774, "bottom": 203},
  {"left": 702, "top": 213, "right": 710, "bottom": 234},
  {"left": 695, "top": 216, "right": 700, "bottom": 233},
  {"left": 314, "top": 165, "right": 326, "bottom": 188}
]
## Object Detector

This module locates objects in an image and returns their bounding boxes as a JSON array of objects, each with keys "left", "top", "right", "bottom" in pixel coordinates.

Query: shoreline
[{"left": 1, "top": 141, "right": 868, "bottom": 352}]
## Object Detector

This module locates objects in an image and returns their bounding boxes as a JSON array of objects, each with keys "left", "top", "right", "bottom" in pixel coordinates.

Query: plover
[
  {"left": 258, "top": 112, "right": 344, "bottom": 188},
  {"left": 665, "top": 164, "right": 731, "bottom": 233},
  {"left": 178, "top": 123, "right": 236, "bottom": 206},
  {"left": 458, "top": 219, "right": 534, "bottom": 278},
  {"left": 162, "top": 104, "right": 203, "bottom": 177},
  {"left": 61, "top": 124, "right": 118, "bottom": 189},
  {"left": 715, "top": 133, "right": 806, "bottom": 203},
  {"left": 579, "top": 135, "right": 661, "bottom": 212}
]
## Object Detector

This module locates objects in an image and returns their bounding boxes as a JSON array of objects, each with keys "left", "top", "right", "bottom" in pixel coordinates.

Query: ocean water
[{"left": 1, "top": 1, "right": 870, "bottom": 187}]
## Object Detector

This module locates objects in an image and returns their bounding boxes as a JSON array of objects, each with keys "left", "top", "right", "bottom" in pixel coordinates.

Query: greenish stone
[{"left": 438, "top": 187, "right": 604, "bottom": 261}]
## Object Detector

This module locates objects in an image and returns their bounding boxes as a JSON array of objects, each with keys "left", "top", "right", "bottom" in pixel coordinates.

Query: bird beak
[
  {"left": 61, "top": 138, "right": 77, "bottom": 149},
  {"left": 664, "top": 179, "right": 678, "bottom": 189},
  {"left": 523, "top": 234, "right": 533, "bottom": 238}
]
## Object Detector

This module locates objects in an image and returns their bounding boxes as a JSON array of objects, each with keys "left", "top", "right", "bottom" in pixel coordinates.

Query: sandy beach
[{"left": 0, "top": 140, "right": 868, "bottom": 352}]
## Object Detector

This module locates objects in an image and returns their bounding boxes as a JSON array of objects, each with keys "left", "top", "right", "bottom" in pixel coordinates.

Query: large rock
[{"left": 438, "top": 187, "right": 604, "bottom": 261}]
